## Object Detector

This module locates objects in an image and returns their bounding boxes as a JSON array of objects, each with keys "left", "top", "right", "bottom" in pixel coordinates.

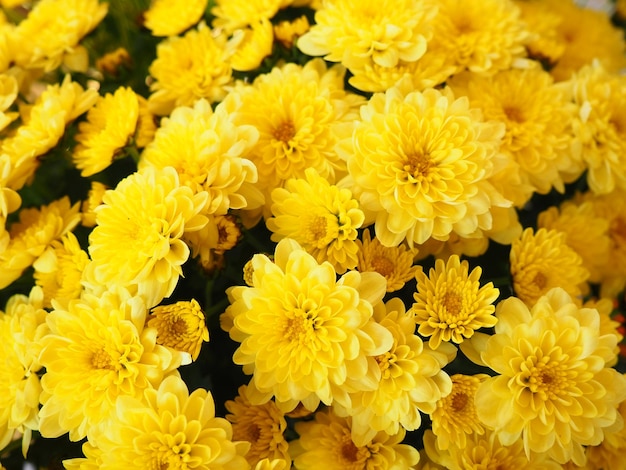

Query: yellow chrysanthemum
[
  {"left": 514, "top": 0, "right": 564, "bottom": 65},
  {"left": 184, "top": 214, "right": 242, "bottom": 273},
  {"left": 339, "top": 77, "right": 510, "bottom": 248},
  {"left": 223, "top": 238, "right": 393, "bottom": 412},
  {"left": 267, "top": 167, "right": 364, "bottom": 274},
  {"left": 63, "top": 442, "right": 103, "bottom": 470},
  {"left": 0, "top": 74, "right": 18, "bottom": 132},
  {"left": 148, "top": 299, "right": 209, "bottom": 362},
  {"left": 510, "top": 227, "right": 589, "bottom": 307},
  {"left": 134, "top": 95, "right": 157, "bottom": 148},
  {"left": 583, "top": 298, "right": 623, "bottom": 368},
  {"left": 411, "top": 255, "right": 499, "bottom": 349},
  {"left": 430, "top": 374, "right": 488, "bottom": 451},
  {"left": 223, "top": 58, "right": 364, "bottom": 223},
  {"left": 0, "top": 287, "right": 48, "bottom": 456},
  {"left": 139, "top": 98, "right": 263, "bottom": 216},
  {"left": 38, "top": 290, "right": 183, "bottom": 442},
  {"left": 95, "top": 47, "right": 131, "bottom": 77},
  {"left": 225, "top": 385, "right": 290, "bottom": 466},
  {"left": 334, "top": 298, "right": 454, "bottom": 446},
  {"left": 584, "top": 397, "right": 626, "bottom": 470},
  {"left": 355, "top": 229, "right": 418, "bottom": 293},
  {"left": 0, "top": 154, "right": 20, "bottom": 219},
  {"left": 448, "top": 67, "right": 579, "bottom": 205},
  {"left": 10, "top": 0, "right": 107, "bottom": 72},
  {"left": 253, "top": 458, "right": 289, "bottom": 470},
  {"left": 211, "top": 0, "right": 291, "bottom": 34},
  {"left": 144, "top": 0, "right": 208, "bottom": 37},
  {"left": 88, "top": 375, "right": 250, "bottom": 469},
  {"left": 568, "top": 63, "right": 626, "bottom": 195},
  {"left": 80, "top": 181, "right": 107, "bottom": 228},
  {"left": 0, "top": 196, "right": 80, "bottom": 289},
  {"left": 423, "top": 428, "right": 562, "bottom": 470},
  {"left": 72, "top": 87, "right": 139, "bottom": 177},
  {"left": 148, "top": 23, "right": 236, "bottom": 115},
  {"left": 429, "top": 0, "right": 528, "bottom": 75},
  {"left": 274, "top": 15, "right": 310, "bottom": 49},
  {"left": 470, "top": 288, "right": 626, "bottom": 465},
  {"left": 230, "top": 19, "right": 274, "bottom": 72},
  {"left": 297, "top": 0, "right": 435, "bottom": 71},
  {"left": 87, "top": 167, "right": 209, "bottom": 308},
  {"left": 290, "top": 408, "right": 420, "bottom": 469},
  {"left": 545, "top": 0, "right": 626, "bottom": 81},
  {"left": 538, "top": 201, "right": 610, "bottom": 285},
  {"left": 32, "top": 231, "right": 89, "bottom": 308}
]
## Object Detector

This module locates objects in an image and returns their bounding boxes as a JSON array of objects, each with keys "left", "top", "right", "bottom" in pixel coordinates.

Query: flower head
[
  {"left": 510, "top": 228, "right": 589, "bottom": 306},
  {"left": 144, "top": 0, "right": 207, "bottom": 37},
  {"left": 274, "top": 15, "right": 310, "bottom": 49},
  {"left": 225, "top": 385, "right": 290, "bottom": 466},
  {"left": 230, "top": 19, "right": 274, "bottom": 72},
  {"left": 411, "top": 255, "right": 499, "bottom": 349},
  {"left": 148, "top": 299, "right": 209, "bottom": 362},
  {"left": 223, "top": 238, "right": 393, "bottom": 412},
  {"left": 211, "top": 0, "right": 289, "bottom": 34},
  {"left": 266, "top": 167, "right": 364, "bottom": 274},
  {"left": 80, "top": 181, "right": 107, "bottom": 228}
]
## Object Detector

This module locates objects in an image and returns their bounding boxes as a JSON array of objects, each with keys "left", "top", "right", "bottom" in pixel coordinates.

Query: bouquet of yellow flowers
[{"left": 1, "top": 0, "right": 626, "bottom": 468}]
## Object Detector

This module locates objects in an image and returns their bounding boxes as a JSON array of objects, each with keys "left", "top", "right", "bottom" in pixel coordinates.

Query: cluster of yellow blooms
[{"left": 0, "top": 0, "right": 626, "bottom": 468}]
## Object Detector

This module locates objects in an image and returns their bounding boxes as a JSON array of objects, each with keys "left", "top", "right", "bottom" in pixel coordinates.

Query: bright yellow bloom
[
  {"left": 223, "top": 58, "right": 364, "bottom": 223},
  {"left": 230, "top": 19, "right": 274, "bottom": 72},
  {"left": 87, "top": 167, "right": 209, "bottom": 308},
  {"left": 448, "top": 67, "right": 579, "bottom": 205},
  {"left": 62, "top": 442, "right": 103, "bottom": 470},
  {"left": 430, "top": 374, "right": 488, "bottom": 451},
  {"left": 583, "top": 298, "right": 623, "bottom": 368},
  {"left": 80, "top": 181, "right": 107, "bottom": 227},
  {"left": 0, "top": 287, "right": 48, "bottom": 456},
  {"left": 335, "top": 298, "right": 454, "bottom": 446},
  {"left": 225, "top": 385, "right": 290, "bottom": 466},
  {"left": 0, "top": 154, "right": 20, "bottom": 219},
  {"left": 88, "top": 375, "right": 251, "bottom": 469},
  {"left": 355, "top": 229, "right": 418, "bottom": 293},
  {"left": 38, "top": 290, "right": 183, "bottom": 442},
  {"left": 148, "top": 299, "right": 209, "bottom": 362},
  {"left": 10, "top": 0, "right": 107, "bottom": 71},
  {"left": 430, "top": 0, "right": 528, "bottom": 75},
  {"left": 0, "top": 196, "right": 80, "bottom": 289},
  {"left": 297, "top": 0, "right": 435, "bottom": 71},
  {"left": 274, "top": 15, "right": 310, "bottom": 49},
  {"left": 144, "top": 0, "right": 208, "bottom": 37},
  {"left": 148, "top": 23, "right": 236, "bottom": 115},
  {"left": 253, "top": 459, "right": 289, "bottom": 470},
  {"left": 470, "top": 288, "right": 626, "bottom": 465},
  {"left": 0, "top": 74, "right": 18, "bottom": 132},
  {"left": 267, "top": 167, "right": 364, "bottom": 274},
  {"left": 339, "top": 77, "right": 510, "bottom": 248},
  {"left": 510, "top": 228, "right": 589, "bottom": 306},
  {"left": 212, "top": 0, "right": 291, "bottom": 34},
  {"left": 412, "top": 255, "right": 499, "bottom": 349},
  {"left": 184, "top": 214, "right": 242, "bottom": 272},
  {"left": 140, "top": 98, "right": 263, "bottom": 216},
  {"left": 584, "top": 397, "right": 626, "bottom": 470},
  {"left": 223, "top": 238, "right": 393, "bottom": 412},
  {"left": 514, "top": 0, "right": 565, "bottom": 65},
  {"left": 538, "top": 200, "right": 610, "bottom": 285},
  {"left": 33, "top": 231, "right": 89, "bottom": 308},
  {"left": 73, "top": 87, "right": 139, "bottom": 177},
  {"left": 568, "top": 63, "right": 626, "bottom": 195},
  {"left": 95, "top": 47, "right": 131, "bottom": 76},
  {"left": 290, "top": 408, "right": 420, "bottom": 469}
]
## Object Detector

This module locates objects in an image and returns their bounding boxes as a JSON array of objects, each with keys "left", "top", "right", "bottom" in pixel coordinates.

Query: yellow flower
[
  {"left": 0, "top": 74, "right": 18, "bottom": 132},
  {"left": 0, "top": 287, "right": 48, "bottom": 457},
  {"left": 223, "top": 58, "right": 364, "bottom": 223},
  {"left": 211, "top": 0, "right": 290, "bottom": 34},
  {"left": 335, "top": 298, "right": 454, "bottom": 446},
  {"left": 144, "top": 0, "right": 208, "bottom": 37},
  {"left": 225, "top": 385, "right": 290, "bottom": 466},
  {"left": 430, "top": 374, "right": 488, "bottom": 451},
  {"left": 429, "top": 0, "right": 528, "bottom": 75},
  {"left": 583, "top": 298, "right": 623, "bottom": 368},
  {"left": 538, "top": 201, "right": 610, "bottom": 285},
  {"left": 38, "top": 290, "right": 183, "bottom": 441},
  {"left": 0, "top": 196, "right": 80, "bottom": 290},
  {"left": 87, "top": 167, "right": 209, "bottom": 308},
  {"left": 148, "top": 23, "right": 236, "bottom": 115},
  {"left": 568, "top": 63, "right": 626, "bottom": 195},
  {"left": 253, "top": 459, "right": 289, "bottom": 470},
  {"left": 62, "top": 442, "right": 103, "bottom": 470},
  {"left": 133, "top": 95, "right": 157, "bottom": 148},
  {"left": 470, "top": 288, "right": 626, "bottom": 465},
  {"left": 411, "top": 255, "right": 499, "bottom": 349},
  {"left": 139, "top": 98, "right": 263, "bottom": 216},
  {"left": 514, "top": 0, "right": 565, "bottom": 65},
  {"left": 584, "top": 397, "right": 626, "bottom": 470},
  {"left": 297, "top": 0, "right": 435, "bottom": 71},
  {"left": 230, "top": 19, "right": 274, "bottom": 72},
  {"left": 80, "top": 181, "right": 107, "bottom": 227},
  {"left": 510, "top": 228, "right": 589, "bottom": 307},
  {"left": 0, "top": 154, "right": 20, "bottom": 219},
  {"left": 267, "top": 167, "right": 364, "bottom": 274},
  {"left": 10, "top": 0, "right": 107, "bottom": 71},
  {"left": 223, "top": 238, "right": 393, "bottom": 412},
  {"left": 72, "top": 87, "right": 139, "bottom": 177},
  {"left": 33, "top": 231, "right": 89, "bottom": 308},
  {"left": 184, "top": 214, "right": 242, "bottom": 273},
  {"left": 546, "top": 0, "right": 626, "bottom": 81},
  {"left": 355, "top": 229, "right": 418, "bottom": 293},
  {"left": 274, "top": 15, "right": 310, "bottom": 49},
  {"left": 290, "top": 408, "right": 419, "bottom": 469},
  {"left": 448, "top": 67, "right": 579, "bottom": 205},
  {"left": 95, "top": 47, "right": 131, "bottom": 77},
  {"left": 339, "top": 77, "right": 510, "bottom": 248},
  {"left": 88, "top": 375, "right": 251, "bottom": 469},
  {"left": 148, "top": 299, "right": 209, "bottom": 362}
]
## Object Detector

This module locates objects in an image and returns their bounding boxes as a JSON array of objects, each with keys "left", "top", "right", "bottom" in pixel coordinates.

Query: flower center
[
  {"left": 521, "top": 359, "right": 567, "bottom": 400},
  {"left": 274, "top": 121, "right": 296, "bottom": 143},
  {"left": 443, "top": 291, "right": 463, "bottom": 316},
  {"left": 370, "top": 255, "right": 395, "bottom": 277},
  {"left": 375, "top": 351, "right": 396, "bottom": 378},
  {"left": 403, "top": 150, "right": 433, "bottom": 180},
  {"left": 168, "top": 317, "right": 188, "bottom": 337},
  {"left": 284, "top": 308, "right": 317, "bottom": 342},
  {"left": 451, "top": 391, "right": 469, "bottom": 412},
  {"left": 91, "top": 348, "right": 116, "bottom": 370},
  {"left": 610, "top": 217, "right": 626, "bottom": 242},
  {"left": 503, "top": 105, "right": 524, "bottom": 123},
  {"left": 243, "top": 423, "right": 261, "bottom": 443},
  {"left": 532, "top": 272, "right": 547, "bottom": 290}
]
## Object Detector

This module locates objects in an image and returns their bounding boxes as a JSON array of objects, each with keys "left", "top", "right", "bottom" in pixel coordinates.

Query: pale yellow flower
[
  {"left": 212, "top": 0, "right": 290, "bottom": 34},
  {"left": 274, "top": 15, "right": 310, "bottom": 49},
  {"left": 184, "top": 214, "right": 242, "bottom": 273},
  {"left": 514, "top": 0, "right": 565, "bottom": 65},
  {"left": 230, "top": 19, "right": 274, "bottom": 72},
  {"left": 62, "top": 442, "right": 103, "bottom": 470},
  {"left": 584, "top": 397, "right": 626, "bottom": 470},
  {"left": 144, "top": 0, "right": 208, "bottom": 37}
]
